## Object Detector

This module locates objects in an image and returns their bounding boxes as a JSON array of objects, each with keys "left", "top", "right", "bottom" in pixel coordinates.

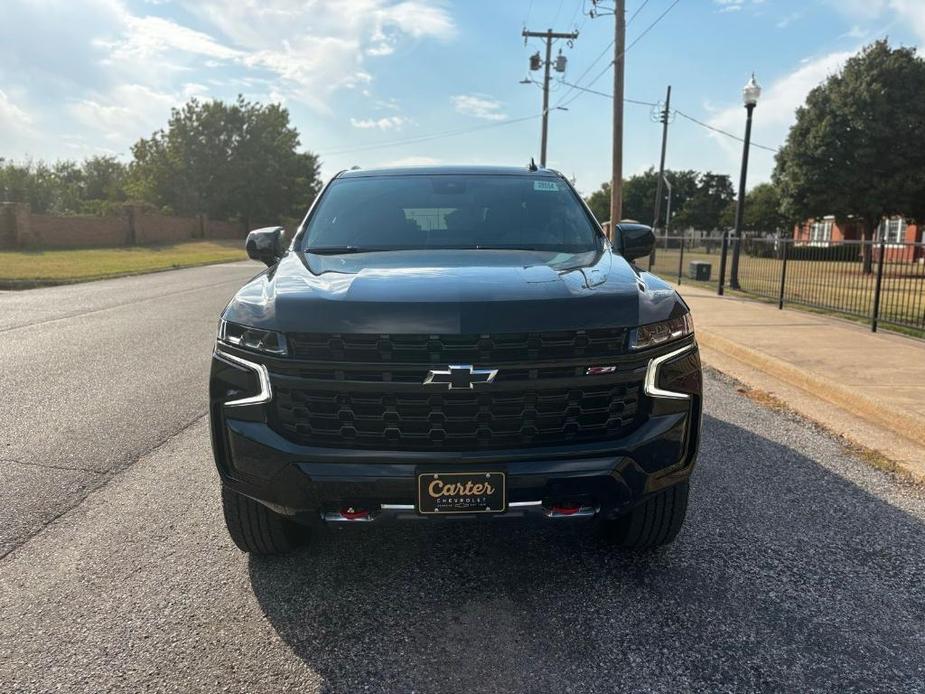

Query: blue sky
[{"left": 1, "top": 0, "right": 923, "bottom": 196}]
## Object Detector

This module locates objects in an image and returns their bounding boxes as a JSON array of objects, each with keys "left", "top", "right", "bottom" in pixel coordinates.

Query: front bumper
[{"left": 209, "top": 340, "right": 702, "bottom": 523}]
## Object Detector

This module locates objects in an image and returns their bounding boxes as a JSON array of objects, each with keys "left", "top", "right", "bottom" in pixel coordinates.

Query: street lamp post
[{"left": 728, "top": 74, "right": 761, "bottom": 291}]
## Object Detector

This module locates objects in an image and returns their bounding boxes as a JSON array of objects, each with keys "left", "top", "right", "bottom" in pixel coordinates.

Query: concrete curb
[
  {"left": 0, "top": 257, "right": 248, "bottom": 291},
  {"left": 697, "top": 330, "right": 925, "bottom": 450}
]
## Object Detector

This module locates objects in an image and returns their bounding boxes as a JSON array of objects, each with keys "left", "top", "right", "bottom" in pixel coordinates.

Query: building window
[
  {"left": 809, "top": 218, "right": 833, "bottom": 246},
  {"left": 878, "top": 216, "right": 907, "bottom": 245}
]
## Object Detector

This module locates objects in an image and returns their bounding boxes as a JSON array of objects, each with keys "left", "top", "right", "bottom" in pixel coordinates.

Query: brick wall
[
  {"left": 0, "top": 202, "right": 252, "bottom": 249},
  {"left": 0, "top": 205, "right": 14, "bottom": 247},
  {"left": 206, "top": 218, "right": 246, "bottom": 239},
  {"left": 30, "top": 213, "right": 129, "bottom": 248},
  {"left": 133, "top": 209, "right": 201, "bottom": 245}
]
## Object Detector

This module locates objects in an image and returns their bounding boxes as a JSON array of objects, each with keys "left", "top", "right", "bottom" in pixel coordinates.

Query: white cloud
[
  {"left": 827, "top": 0, "right": 925, "bottom": 41},
  {"left": 178, "top": 0, "right": 455, "bottom": 108},
  {"left": 109, "top": 14, "right": 241, "bottom": 62},
  {"left": 715, "top": 0, "right": 744, "bottom": 13},
  {"left": 68, "top": 83, "right": 207, "bottom": 143},
  {"left": 350, "top": 115, "right": 408, "bottom": 130},
  {"left": 777, "top": 11, "right": 803, "bottom": 28},
  {"left": 703, "top": 50, "right": 855, "bottom": 178},
  {"left": 451, "top": 94, "right": 506, "bottom": 121},
  {"left": 0, "top": 89, "right": 39, "bottom": 158},
  {"left": 0, "top": 89, "right": 33, "bottom": 132},
  {"left": 888, "top": 0, "right": 925, "bottom": 42},
  {"left": 379, "top": 155, "right": 441, "bottom": 167}
]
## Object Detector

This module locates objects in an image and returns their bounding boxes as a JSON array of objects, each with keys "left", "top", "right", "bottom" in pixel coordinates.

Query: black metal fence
[{"left": 645, "top": 231, "right": 925, "bottom": 336}]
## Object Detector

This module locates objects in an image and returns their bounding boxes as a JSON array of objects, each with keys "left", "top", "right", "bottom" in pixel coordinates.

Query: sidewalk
[{"left": 674, "top": 283, "right": 925, "bottom": 482}]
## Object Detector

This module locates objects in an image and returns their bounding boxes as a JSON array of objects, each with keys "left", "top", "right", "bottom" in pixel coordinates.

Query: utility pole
[
  {"left": 522, "top": 28, "right": 579, "bottom": 167},
  {"left": 649, "top": 85, "right": 671, "bottom": 265},
  {"left": 610, "top": 0, "right": 626, "bottom": 238},
  {"left": 652, "top": 85, "right": 672, "bottom": 232}
]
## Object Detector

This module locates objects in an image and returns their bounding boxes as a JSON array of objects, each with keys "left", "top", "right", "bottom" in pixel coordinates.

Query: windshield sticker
[{"left": 533, "top": 181, "right": 559, "bottom": 192}]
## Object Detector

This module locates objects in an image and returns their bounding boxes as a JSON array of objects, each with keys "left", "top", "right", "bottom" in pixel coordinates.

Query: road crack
[
  {"left": 0, "top": 412, "right": 209, "bottom": 562},
  {"left": 0, "top": 458, "right": 103, "bottom": 475}
]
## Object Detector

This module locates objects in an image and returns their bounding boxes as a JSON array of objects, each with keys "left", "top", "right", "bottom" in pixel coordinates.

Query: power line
[
  {"left": 558, "top": 80, "right": 656, "bottom": 105},
  {"left": 318, "top": 114, "right": 543, "bottom": 157},
  {"left": 674, "top": 110, "right": 780, "bottom": 153},
  {"left": 624, "top": 0, "right": 682, "bottom": 55},
  {"left": 627, "top": 0, "right": 651, "bottom": 25},
  {"left": 552, "top": 0, "right": 566, "bottom": 26},
  {"left": 553, "top": 39, "right": 613, "bottom": 106},
  {"left": 550, "top": 80, "right": 782, "bottom": 152},
  {"left": 568, "top": 0, "right": 584, "bottom": 28},
  {"left": 556, "top": 0, "right": 682, "bottom": 109}
]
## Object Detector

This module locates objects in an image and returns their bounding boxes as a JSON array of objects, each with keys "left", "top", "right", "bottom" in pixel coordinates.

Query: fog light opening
[{"left": 550, "top": 503, "right": 581, "bottom": 516}]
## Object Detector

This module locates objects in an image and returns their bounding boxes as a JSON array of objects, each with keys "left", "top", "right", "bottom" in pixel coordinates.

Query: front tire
[
  {"left": 603, "top": 481, "right": 689, "bottom": 549},
  {"left": 221, "top": 486, "right": 303, "bottom": 555}
]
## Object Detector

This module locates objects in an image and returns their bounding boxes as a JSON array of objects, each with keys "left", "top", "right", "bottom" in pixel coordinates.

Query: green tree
[
  {"left": 673, "top": 172, "right": 735, "bottom": 230},
  {"left": 127, "top": 96, "right": 321, "bottom": 225},
  {"left": 719, "top": 182, "right": 789, "bottom": 233},
  {"left": 585, "top": 168, "right": 699, "bottom": 227},
  {"left": 773, "top": 40, "right": 925, "bottom": 269},
  {"left": 0, "top": 159, "right": 84, "bottom": 214},
  {"left": 82, "top": 156, "right": 127, "bottom": 203},
  {"left": 585, "top": 181, "right": 611, "bottom": 223}
]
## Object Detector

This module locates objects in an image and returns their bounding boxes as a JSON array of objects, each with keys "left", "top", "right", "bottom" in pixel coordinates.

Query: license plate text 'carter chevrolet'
[{"left": 209, "top": 165, "right": 702, "bottom": 554}]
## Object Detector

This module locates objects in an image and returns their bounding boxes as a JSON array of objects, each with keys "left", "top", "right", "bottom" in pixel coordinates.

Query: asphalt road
[
  {"left": 1, "top": 266, "right": 924, "bottom": 693},
  {"left": 0, "top": 262, "right": 262, "bottom": 556}
]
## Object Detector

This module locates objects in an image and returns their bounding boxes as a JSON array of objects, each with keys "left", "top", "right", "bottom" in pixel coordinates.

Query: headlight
[
  {"left": 630, "top": 313, "right": 693, "bottom": 350},
  {"left": 218, "top": 319, "right": 288, "bottom": 357}
]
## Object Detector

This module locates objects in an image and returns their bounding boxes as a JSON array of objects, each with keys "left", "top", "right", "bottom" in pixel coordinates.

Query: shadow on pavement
[{"left": 248, "top": 414, "right": 925, "bottom": 693}]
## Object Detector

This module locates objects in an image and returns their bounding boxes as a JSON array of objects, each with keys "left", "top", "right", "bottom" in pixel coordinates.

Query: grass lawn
[
  {"left": 0, "top": 240, "right": 248, "bottom": 287},
  {"left": 646, "top": 247, "right": 925, "bottom": 337}
]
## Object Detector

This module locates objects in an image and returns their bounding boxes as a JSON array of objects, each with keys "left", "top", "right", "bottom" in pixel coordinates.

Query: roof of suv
[{"left": 337, "top": 165, "right": 563, "bottom": 179}]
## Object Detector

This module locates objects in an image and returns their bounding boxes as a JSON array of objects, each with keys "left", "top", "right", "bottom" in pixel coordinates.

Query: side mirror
[
  {"left": 245, "top": 226, "right": 285, "bottom": 267},
  {"left": 616, "top": 223, "right": 655, "bottom": 262}
]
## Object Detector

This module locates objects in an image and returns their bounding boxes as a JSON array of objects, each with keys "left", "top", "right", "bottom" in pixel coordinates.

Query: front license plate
[{"left": 417, "top": 471, "right": 506, "bottom": 514}]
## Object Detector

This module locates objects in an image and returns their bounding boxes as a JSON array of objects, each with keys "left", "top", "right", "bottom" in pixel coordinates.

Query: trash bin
[{"left": 689, "top": 261, "right": 712, "bottom": 281}]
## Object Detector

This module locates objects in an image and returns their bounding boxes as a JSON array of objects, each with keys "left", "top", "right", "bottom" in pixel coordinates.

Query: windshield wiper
[{"left": 304, "top": 246, "right": 393, "bottom": 255}]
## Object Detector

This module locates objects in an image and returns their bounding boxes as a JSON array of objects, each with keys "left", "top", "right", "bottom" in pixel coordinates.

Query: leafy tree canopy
[
  {"left": 585, "top": 168, "right": 699, "bottom": 226},
  {"left": 719, "top": 181, "right": 789, "bottom": 233},
  {"left": 2, "top": 96, "right": 321, "bottom": 226},
  {"left": 127, "top": 96, "right": 321, "bottom": 225},
  {"left": 773, "top": 40, "right": 925, "bottom": 232},
  {"left": 0, "top": 156, "right": 127, "bottom": 215}
]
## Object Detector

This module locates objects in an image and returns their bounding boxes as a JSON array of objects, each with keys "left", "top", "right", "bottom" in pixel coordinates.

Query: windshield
[{"left": 301, "top": 174, "right": 601, "bottom": 254}]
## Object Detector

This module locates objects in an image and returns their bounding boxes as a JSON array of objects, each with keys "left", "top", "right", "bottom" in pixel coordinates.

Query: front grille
[
  {"left": 272, "top": 383, "right": 641, "bottom": 451},
  {"left": 287, "top": 329, "right": 628, "bottom": 364}
]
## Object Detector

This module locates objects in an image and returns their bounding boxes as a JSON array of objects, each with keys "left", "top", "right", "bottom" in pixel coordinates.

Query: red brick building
[{"left": 794, "top": 216, "right": 924, "bottom": 262}]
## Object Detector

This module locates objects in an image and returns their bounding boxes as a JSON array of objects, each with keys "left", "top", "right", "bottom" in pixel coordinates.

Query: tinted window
[{"left": 301, "top": 174, "right": 600, "bottom": 253}]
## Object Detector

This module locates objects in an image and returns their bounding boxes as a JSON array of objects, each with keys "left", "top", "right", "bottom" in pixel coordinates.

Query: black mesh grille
[
  {"left": 287, "top": 329, "right": 628, "bottom": 364},
  {"left": 272, "top": 383, "right": 640, "bottom": 451}
]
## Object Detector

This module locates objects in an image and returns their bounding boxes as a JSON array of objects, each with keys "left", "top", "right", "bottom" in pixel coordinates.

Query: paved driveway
[{"left": 0, "top": 266, "right": 923, "bottom": 692}]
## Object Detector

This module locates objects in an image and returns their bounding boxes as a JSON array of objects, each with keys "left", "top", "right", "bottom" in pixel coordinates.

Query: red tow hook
[
  {"left": 340, "top": 506, "right": 370, "bottom": 520},
  {"left": 550, "top": 503, "right": 581, "bottom": 516}
]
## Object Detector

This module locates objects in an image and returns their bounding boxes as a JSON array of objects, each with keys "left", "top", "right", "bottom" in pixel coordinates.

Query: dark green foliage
[
  {"left": 585, "top": 168, "right": 700, "bottom": 226},
  {"left": 774, "top": 40, "right": 925, "bottom": 235},
  {"left": 719, "top": 182, "right": 789, "bottom": 233},
  {"left": 126, "top": 96, "right": 320, "bottom": 225},
  {"left": 0, "top": 156, "right": 128, "bottom": 215},
  {"left": 1, "top": 96, "right": 321, "bottom": 225}
]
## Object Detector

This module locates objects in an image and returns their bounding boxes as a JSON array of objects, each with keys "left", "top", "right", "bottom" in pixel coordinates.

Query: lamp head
[{"left": 742, "top": 73, "right": 762, "bottom": 107}]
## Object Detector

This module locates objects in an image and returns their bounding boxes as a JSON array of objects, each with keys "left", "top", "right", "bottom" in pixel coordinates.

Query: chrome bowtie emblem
[{"left": 424, "top": 364, "right": 498, "bottom": 390}]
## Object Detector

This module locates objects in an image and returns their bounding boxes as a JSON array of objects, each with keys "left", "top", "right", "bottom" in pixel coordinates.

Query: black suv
[{"left": 210, "top": 166, "right": 701, "bottom": 554}]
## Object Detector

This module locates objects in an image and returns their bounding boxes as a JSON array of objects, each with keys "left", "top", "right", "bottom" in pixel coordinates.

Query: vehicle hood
[{"left": 223, "top": 248, "right": 688, "bottom": 334}]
